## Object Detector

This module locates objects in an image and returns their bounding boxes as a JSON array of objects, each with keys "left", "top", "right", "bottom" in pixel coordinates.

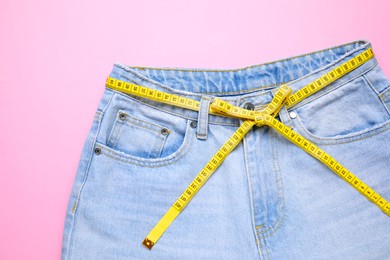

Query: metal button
[
  {"left": 94, "top": 147, "right": 101, "bottom": 155},
  {"left": 190, "top": 121, "right": 197, "bottom": 128},
  {"left": 289, "top": 111, "right": 297, "bottom": 119},
  {"left": 243, "top": 102, "right": 255, "bottom": 111},
  {"left": 119, "top": 112, "right": 126, "bottom": 120},
  {"left": 161, "top": 128, "right": 169, "bottom": 136}
]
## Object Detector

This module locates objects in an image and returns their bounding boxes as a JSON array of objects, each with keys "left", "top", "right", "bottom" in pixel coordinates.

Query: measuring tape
[
  {"left": 284, "top": 48, "right": 375, "bottom": 108},
  {"left": 105, "top": 47, "right": 390, "bottom": 250}
]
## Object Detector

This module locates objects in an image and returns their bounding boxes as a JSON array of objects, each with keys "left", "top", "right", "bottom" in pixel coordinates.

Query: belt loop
[{"left": 196, "top": 96, "right": 212, "bottom": 140}]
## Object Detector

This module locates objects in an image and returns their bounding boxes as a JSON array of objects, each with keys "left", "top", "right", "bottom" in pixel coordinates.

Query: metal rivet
[
  {"left": 289, "top": 111, "right": 297, "bottom": 119},
  {"left": 94, "top": 147, "right": 101, "bottom": 155},
  {"left": 190, "top": 121, "right": 197, "bottom": 128},
  {"left": 243, "top": 102, "right": 255, "bottom": 111},
  {"left": 119, "top": 112, "right": 126, "bottom": 120},
  {"left": 161, "top": 128, "right": 169, "bottom": 136}
]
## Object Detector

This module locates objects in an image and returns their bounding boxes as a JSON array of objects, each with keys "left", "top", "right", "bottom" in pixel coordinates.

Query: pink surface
[{"left": 1, "top": 0, "right": 389, "bottom": 259}]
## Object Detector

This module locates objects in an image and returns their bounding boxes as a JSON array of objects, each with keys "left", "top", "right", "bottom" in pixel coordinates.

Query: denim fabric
[{"left": 61, "top": 39, "right": 390, "bottom": 259}]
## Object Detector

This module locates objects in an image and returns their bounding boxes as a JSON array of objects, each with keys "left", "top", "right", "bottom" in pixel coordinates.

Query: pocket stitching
[
  {"left": 96, "top": 120, "right": 195, "bottom": 167},
  {"left": 155, "top": 135, "right": 168, "bottom": 158},
  {"left": 364, "top": 70, "right": 390, "bottom": 116},
  {"left": 107, "top": 109, "right": 170, "bottom": 158},
  {"left": 290, "top": 62, "right": 378, "bottom": 111},
  {"left": 109, "top": 118, "right": 124, "bottom": 147},
  {"left": 120, "top": 110, "right": 171, "bottom": 133},
  {"left": 379, "top": 85, "right": 390, "bottom": 116}
]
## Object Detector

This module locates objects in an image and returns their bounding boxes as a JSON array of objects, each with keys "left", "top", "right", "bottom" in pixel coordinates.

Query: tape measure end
[{"left": 142, "top": 238, "right": 154, "bottom": 250}]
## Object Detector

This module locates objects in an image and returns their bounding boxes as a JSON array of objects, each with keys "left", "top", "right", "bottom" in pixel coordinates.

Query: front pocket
[
  {"left": 107, "top": 109, "right": 170, "bottom": 159},
  {"left": 100, "top": 91, "right": 193, "bottom": 163},
  {"left": 290, "top": 74, "right": 390, "bottom": 141}
]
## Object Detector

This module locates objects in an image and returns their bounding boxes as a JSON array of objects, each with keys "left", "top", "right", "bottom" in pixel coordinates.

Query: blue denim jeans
[{"left": 61, "top": 39, "right": 390, "bottom": 259}]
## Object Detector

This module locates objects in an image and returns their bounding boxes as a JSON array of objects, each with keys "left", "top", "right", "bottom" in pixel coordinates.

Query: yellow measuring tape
[{"left": 105, "top": 47, "right": 390, "bottom": 250}]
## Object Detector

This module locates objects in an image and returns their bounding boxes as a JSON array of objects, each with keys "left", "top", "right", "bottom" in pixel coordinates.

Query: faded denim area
[{"left": 62, "top": 40, "right": 390, "bottom": 260}]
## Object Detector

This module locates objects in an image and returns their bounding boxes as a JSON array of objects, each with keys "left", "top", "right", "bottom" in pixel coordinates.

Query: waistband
[{"left": 106, "top": 39, "right": 378, "bottom": 126}]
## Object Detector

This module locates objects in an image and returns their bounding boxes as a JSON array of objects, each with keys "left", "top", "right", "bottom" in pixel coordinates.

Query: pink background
[{"left": 1, "top": 0, "right": 389, "bottom": 259}]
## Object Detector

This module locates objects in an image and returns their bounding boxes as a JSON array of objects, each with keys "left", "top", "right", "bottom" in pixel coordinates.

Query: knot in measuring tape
[{"left": 210, "top": 84, "right": 292, "bottom": 126}]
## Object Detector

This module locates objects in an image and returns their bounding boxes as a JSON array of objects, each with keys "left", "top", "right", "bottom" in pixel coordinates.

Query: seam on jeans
[
  {"left": 293, "top": 113, "right": 390, "bottom": 145},
  {"left": 288, "top": 61, "right": 378, "bottom": 111},
  {"left": 258, "top": 239, "right": 265, "bottom": 260},
  {"left": 101, "top": 89, "right": 117, "bottom": 115},
  {"left": 379, "top": 85, "right": 390, "bottom": 98},
  {"left": 109, "top": 112, "right": 168, "bottom": 152},
  {"left": 246, "top": 128, "right": 269, "bottom": 260},
  {"left": 106, "top": 113, "right": 118, "bottom": 147},
  {"left": 67, "top": 90, "right": 115, "bottom": 259},
  {"left": 109, "top": 89, "right": 241, "bottom": 127},
  {"left": 95, "top": 123, "right": 194, "bottom": 167},
  {"left": 364, "top": 73, "right": 390, "bottom": 116},
  {"left": 242, "top": 125, "right": 263, "bottom": 260},
  {"left": 270, "top": 132, "right": 287, "bottom": 238},
  {"left": 67, "top": 91, "right": 116, "bottom": 259},
  {"left": 364, "top": 74, "right": 390, "bottom": 116},
  {"left": 110, "top": 118, "right": 124, "bottom": 147},
  {"left": 260, "top": 238, "right": 270, "bottom": 260},
  {"left": 256, "top": 130, "right": 282, "bottom": 234},
  {"left": 255, "top": 132, "right": 287, "bottom": 241},
  {"left": 155, "top": 132, "right": 168, "bottom": 158},
  {"left": 362, "top": 72, "right": 380, "bottom": 95},
  {"left": 379, "top": 87, "right": 390, "bottom": 115},
  {"left": 257, "top": 130, "right": 286, "bottom": 238}
]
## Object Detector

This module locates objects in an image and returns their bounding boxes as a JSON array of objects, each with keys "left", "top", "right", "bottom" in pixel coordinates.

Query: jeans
[{"left": 61, "top": 39, "right": 390, "bottom": 259}]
